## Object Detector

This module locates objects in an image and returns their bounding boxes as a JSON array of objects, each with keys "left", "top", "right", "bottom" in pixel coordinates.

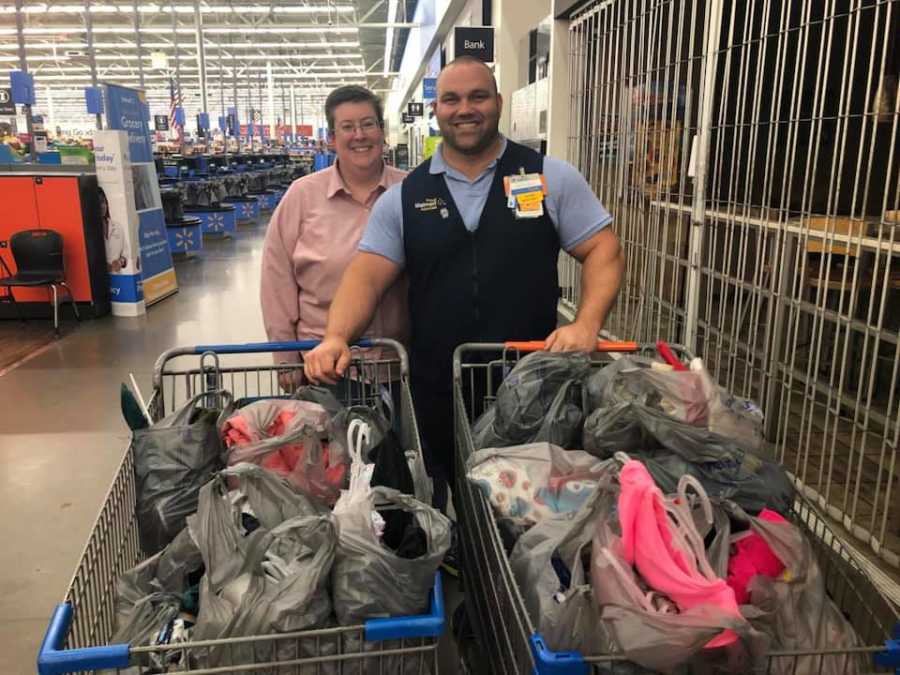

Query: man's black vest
[{"left": 401, "top": 139, "right": 560, "bottom": 391}]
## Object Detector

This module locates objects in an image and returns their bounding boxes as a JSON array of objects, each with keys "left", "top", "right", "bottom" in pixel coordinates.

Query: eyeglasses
[{"left": 334, "top": 118, "right": 381, "bottom": 136}]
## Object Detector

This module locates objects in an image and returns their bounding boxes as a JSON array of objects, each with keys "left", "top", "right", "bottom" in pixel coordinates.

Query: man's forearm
[
  {"left": 324, "top": 268, "right": 381, "bottom": 344},
  {"left": 575, "top": 244, "right": 624, "bottom": 334}
]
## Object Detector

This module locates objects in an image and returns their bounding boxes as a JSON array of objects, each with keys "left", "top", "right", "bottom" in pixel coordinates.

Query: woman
[
  {"left": 99, "top": 188, "right": 128, "bottom": 273},
  {"left": 260, "top": 85, "right": 408, "bottom": 390}
]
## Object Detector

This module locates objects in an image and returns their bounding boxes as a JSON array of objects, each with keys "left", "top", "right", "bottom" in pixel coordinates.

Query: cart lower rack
[
  {"left": 453, "top": 341, "right": 900, "bottom": 675},
  {"left": 38, "top": 339, "right": 443, "bottom": 675}
]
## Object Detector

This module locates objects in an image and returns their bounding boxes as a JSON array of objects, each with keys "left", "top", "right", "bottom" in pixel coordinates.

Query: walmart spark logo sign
[
  {"left": 206, "top": 213, "right": 225, "bottom": 232},
  {"left": 175, "top": 229, "right": 194, "bottom": 250}
]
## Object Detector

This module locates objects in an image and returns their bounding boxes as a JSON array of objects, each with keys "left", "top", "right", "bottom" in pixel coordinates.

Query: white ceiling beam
[
  {"left": 0, "top": 40, "right": 362, "bottom": 50},
  {"left": 358, "top": 0, "right": 386, "bottom": 24}
]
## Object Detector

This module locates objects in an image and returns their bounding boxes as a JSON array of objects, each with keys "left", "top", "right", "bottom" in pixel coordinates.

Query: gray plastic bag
[
  {"left": 587, "top": 357, "right": 764, "bottom": 443},
  {"left": 116, "top": 527, "right": 203, "bottom": 612},
  {"left": 590, "top": 481, "right": 768, "bottom": 674},
  {"left": 639, "top": 451, "right": 795, "bottom": 517},
  {"left": 110, "top": 527, "right": 204, "bottom": 673},
  {"left": 332, "top": 486, "right": 451, "bottom": 624},
  {"left": 711, "top": 502, "right": 865, "bottom": 675},
  {"left": 508, "top": 472, "right": 620, "bottom": 655},
  {"left": 583, "top": 401, "right": 749, "bottom": 465},
  {"left": 193, "top": 514, "right": 336, "bottom": 637},
  {"left": 133, "top": 390, "right": 232, "bottom": 554},
  {"left": 472, "top": 351, "right": 591, "bottom": 450},
  {"left": 187, "top": 462, "right": 330, "bottom": 595},
  {"left": 221, "top": 399, "right": 349, "bottom": 506},
  {"left": 187, "top": 464, "right": 336, "bottom": 669}
]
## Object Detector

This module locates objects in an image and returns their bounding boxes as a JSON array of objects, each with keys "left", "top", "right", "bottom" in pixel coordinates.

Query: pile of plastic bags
[
  {"left": 121, "top": 386, "right": 449, "bottom": 674},
  {"left": 467, "top": 352, "right": 863, "bottom": 673}
]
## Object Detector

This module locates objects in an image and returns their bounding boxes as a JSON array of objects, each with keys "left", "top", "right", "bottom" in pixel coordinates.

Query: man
[
  {"left": 304, "top": 57, "right": 624, "bottom": 509},
  {"left": 260, "top": 85, "right": 407, "bottom": 390}
]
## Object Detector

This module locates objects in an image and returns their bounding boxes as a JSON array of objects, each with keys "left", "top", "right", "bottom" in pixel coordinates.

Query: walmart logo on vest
[{"left": 414, "top": 197, "right": 447, "bottom": 213}]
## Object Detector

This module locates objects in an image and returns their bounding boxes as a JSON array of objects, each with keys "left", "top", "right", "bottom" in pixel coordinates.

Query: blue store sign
[{"left": 423, "top": 78, "right": 437, "bottom": 100}]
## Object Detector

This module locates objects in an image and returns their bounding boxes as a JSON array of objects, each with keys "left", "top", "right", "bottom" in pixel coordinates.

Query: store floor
[{"left": 0, "top": 220, "right": 461, "bottom": 674}]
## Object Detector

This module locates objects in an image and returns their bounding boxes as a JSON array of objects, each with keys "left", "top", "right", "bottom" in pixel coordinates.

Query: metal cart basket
[
  {"left": 38, "top": 339, "right": 443, "bottom": 675},
  {"left": 453, "top": 341, "right": 900, "bottom": 675}
]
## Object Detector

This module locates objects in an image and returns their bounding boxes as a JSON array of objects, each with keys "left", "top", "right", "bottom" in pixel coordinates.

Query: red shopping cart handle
[
  {"left": 656, "top": 340, "right": 689, "bottom": 371},
  {"left": 504, "top": 340, "right": 639, "bottom": 353}
]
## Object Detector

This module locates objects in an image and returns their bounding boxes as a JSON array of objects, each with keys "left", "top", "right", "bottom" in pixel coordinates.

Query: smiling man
[{"left": 303, "top": 57, "right": 624, "bottom": 511}]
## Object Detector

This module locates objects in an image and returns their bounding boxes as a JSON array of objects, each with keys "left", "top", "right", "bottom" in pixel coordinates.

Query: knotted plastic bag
[
  {"left": 221, "top": 399, "right": 349, "bottom": 505},
  {"left": 709, "top": 501, "right": 865, "bottom": 675},
  {"left": 110, "top": 527, "right": 205, "bottom": 673},
  {"left": 472, "top": 351, "right": 592, "bottom": 450},
  {"left": 186, "top": 464, "right": 336, "bottom": 669},
  {"left": 583, "top": 356, "right": 763, "bottom": 457},
  {"left": 133, "top": 389, "right": 232, "bottom": 554}
]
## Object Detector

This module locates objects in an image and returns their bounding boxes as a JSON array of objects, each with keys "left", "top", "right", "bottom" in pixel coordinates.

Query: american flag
[{"left": 168, "top": 78, "right": 183, "bottom": 141}]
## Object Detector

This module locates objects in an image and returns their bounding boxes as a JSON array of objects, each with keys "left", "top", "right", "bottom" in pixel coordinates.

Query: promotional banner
[
  {"left": 104, "top": 83, "right": 178, "bottom": 305},
  {"left": 93, "top": 129, "right": 145, "bottom": 316}
]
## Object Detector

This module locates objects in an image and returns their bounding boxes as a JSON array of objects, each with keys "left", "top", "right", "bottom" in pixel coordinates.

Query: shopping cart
[
  {"left": 38, "top": 339, "right": 444, "bottom": 675},
  {"left": 453, "top": 340, "right": 900, "bottom": 675}
]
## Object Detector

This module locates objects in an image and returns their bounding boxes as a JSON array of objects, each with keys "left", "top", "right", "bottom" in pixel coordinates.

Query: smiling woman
[{"left": 259, "top": 84, "right": 409, "bottom": 390}]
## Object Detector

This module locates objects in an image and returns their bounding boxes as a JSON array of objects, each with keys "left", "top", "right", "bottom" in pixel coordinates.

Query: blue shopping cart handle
[
  {"left": 364, "top": 572, "right": 445, "bottom": 641},
  {"left": 38, "top": 603, "right": 130, "bottom": 675},
  {"left": 192, "top": 339, "right": 374, "bottom": 354},
  {"left": 874, "top": 623, "right": 900, "bottom": 670},
  {"left": 529, "top": 634, "right": 588, "bottom": 675}
]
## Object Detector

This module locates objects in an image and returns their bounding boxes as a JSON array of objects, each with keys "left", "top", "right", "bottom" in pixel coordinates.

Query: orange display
[{"left": 0, "top": 173, "right": 109, "bottom": 316}]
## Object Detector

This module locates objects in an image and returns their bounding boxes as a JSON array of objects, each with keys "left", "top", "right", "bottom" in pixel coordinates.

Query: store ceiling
[{"left": 0, "top": 1, "right": 417, "bottom": 129}]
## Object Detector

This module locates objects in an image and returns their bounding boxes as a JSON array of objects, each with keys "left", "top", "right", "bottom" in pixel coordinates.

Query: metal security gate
[{"left": 564, "top": 0, "right": 900, "bottom": 569}]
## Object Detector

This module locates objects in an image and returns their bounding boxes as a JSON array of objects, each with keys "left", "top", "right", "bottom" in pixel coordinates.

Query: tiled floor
[{"left": 0, "top": 220, "right": 462, "bottom": 674}]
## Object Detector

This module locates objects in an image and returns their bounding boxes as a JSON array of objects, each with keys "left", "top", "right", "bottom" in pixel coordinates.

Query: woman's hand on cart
[
  {"left": 304, "top": 336, "right": 352, "bottom": 384},
  {"left": 278, "top": 367, "right": 307, "bottom": 392}
]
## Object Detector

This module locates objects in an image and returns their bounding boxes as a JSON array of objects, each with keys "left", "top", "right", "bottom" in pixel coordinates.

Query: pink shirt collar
[{"left": 326, "top": 160, "right": 392, "bottom": 200}]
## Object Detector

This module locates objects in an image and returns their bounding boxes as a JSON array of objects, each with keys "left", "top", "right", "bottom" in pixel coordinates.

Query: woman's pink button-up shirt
[{"left": 260, "top": 162, "right": 409, "bottom": 364}]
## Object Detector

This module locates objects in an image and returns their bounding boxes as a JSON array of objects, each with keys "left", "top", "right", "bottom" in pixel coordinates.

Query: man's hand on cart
[
  {"left": 304, "top": 336, "right": 352, "bottom": 384},
  {"left": 544, "top": 320, "right": 601, "bottom": 352}
]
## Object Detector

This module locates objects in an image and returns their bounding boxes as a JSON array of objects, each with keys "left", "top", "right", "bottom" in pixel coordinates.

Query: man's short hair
[
  {"left": 324, "top": 85, "right": 384, "bottom": 131},
  {"left": 439, "top": 56, "right": 498, "bottom": 94}
]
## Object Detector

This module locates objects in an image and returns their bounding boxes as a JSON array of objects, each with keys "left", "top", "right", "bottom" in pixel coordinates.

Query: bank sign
[{"left": 454, "top": 26, "right": 494, "bottom": 62}]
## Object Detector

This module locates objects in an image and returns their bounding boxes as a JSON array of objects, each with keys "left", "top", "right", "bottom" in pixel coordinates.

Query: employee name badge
[{"left": 504, "top": 172, "right": 547, "bottom": 219}]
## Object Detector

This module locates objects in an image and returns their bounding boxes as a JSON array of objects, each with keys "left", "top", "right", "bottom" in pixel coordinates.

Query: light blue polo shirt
[{"left": 359, "top": 136, "right": 613, "bottom": 266}]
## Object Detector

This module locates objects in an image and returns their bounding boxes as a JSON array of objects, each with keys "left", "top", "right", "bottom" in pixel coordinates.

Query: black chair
[{"left": 0, "top": 229, "right": 80, "bottom": 336}]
